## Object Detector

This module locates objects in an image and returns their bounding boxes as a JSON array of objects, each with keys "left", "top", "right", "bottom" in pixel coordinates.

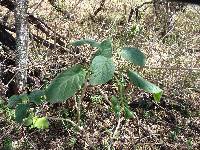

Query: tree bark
[{"left": 15, "top": 0, "right": 29, "bottom": 93}]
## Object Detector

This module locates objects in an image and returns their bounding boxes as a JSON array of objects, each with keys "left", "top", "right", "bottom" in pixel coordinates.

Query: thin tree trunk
[{"left": 15, "top": 0, "right": 29, "bottom": 93}]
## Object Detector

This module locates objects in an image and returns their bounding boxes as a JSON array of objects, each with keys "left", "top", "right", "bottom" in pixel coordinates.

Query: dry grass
[{"left": 0, "top": 0, "right": 200, "bottom": 149}]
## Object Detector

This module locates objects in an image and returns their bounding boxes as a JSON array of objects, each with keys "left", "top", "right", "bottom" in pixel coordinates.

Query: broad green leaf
[
  {"left": 121, "top": 47, "right": 146, "bottom": 66},
  {"left": 114, "top": 105, "right": 120, "bottom": 118},
  {"left": 124, "top": 106, "right": 134, "bottom": 119},
  {"left": 32, "top": 116, "right": 38, "bottom": 124},
  {"left": 111, "top": 96, "right": 118, "bottom": 106},
  {"left": 8, "top": 94, "right": 29, "bottom": 108},
  {"left": 46, "top": 65, "right": 86, "bottom": 103},
  {"left": 153, "top": 91, "right": 163, "bottom": 102},
  {"left": 28, "top": 90, "right": 45, "bottom": 105},
  {"left": 15, "top": 104, "right": 29, "bottom": 123},
  {"left": 8, "top": 95, "right": 21, "bottom": 108},
  {"left": 71, "top": 39, "right": 99, "bottom": 47},
  {"left": 111, "top": 96, "right": 120, "bottom": 118},
  {"left": 89, "top": 56, "right": 115, "bottom": 85},
  {"left": 19, "top": 94, "right": 29, "bottom": 102},
  {"left": 94, "top": 39, "right": 112, "bottom": 58},
  {"left": 33, "top": 117, "right": 49, "bottom": 129},
  {"left": 128, "top": 71, "right": 162, "bottom": 94},
  {"left": 24, "top": 115, "right": 33, "bottom": 126}
]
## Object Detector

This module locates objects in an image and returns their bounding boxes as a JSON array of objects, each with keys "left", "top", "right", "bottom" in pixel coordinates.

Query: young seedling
[{"left": 7, "top": 38, "right": 162, "bottom": 133}]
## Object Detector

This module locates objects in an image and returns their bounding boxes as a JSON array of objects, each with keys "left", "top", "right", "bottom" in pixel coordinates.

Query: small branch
[
  {"left": 5, "top": 70, "right": 19, "bottom": 87},
  {"left": 128, "top": 1, "right": 153, "bottom": 22},
  {"left": 0, "top": 23, "right": 70, "bottom": 53},
  {"left": 70, "top": 0, "right": 83, "bottom": 12},
  {"left": 133, "top": 113, "right": 141, "bottom": 141},
  {"left": 128, "top": 8, "right": 134, "bottom": 22},
  {"left": 1, "top": 0, "right": 68, "bottom": 48},
  {"left": 137, "top": 1, "right": 153, "bottom": 10},
  {"left": 94, "top": 0, "right": 106, "bottom": 16},
  {"left": 77, "top": 81, "right": 88, "bottom": 126},
  {"left": 108, "top": 117, "right": 122, "bottom": 149}
]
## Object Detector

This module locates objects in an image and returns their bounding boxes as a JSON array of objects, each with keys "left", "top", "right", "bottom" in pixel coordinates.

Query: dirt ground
[{"left": 0, "top": 0, "right": 200, "bottom": 149}]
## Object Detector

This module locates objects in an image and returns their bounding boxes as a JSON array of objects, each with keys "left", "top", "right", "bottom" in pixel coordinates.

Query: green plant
[
  {"left": 129, "top": 24, "right": 142, "bottom": 36},
  {"left": 7, "top": 90, "right": 48, "bottom": 129},
  {"left": 0, "top": 97, "right": 15, "bottom": 121},
  {"left": 143, "top": 111, "right": 153, "bottom": 118},
  {"left": 186, "top": 138, "right": 193, "bottom": 150},
  {"left": 68, "top": 137, "right": 77, "bottom": 148},
  {"left": 110, "top": 75, "right": 134, "bottom": 120},
  {"left": 90, "top": 95, "right": 103, "bottom": 104},
  {"left": 2, "top": 137, "right": 13, "bottom": 150},
  {"left": 7, "top": 38, "right": 162, "bottom": 131},
  {"left": 169, "top": 127, "right": 181, "bottom": 141}
]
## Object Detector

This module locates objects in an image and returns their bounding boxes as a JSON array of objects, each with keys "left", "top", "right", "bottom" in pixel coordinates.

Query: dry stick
[
  {"left": 48, "top": 1, "right": 76, "bottom": 39},
  {"left": 133, "top": 113, "right": 141, "bottom": 141},
  {"left": 48, "top": 0, "right": 73, "bottom": 20},
  {"left": 53, "top": 22, "right": 60, "bottom": 74},
  {"left": 54, "top": 22, "right": 57, "bottom": 52},
  {"left": 0, "top": 16, "right": 68, "bottom": 53},
  {"left": 93, "top": 0, "right": 106, "bottom": 16},
  {"left": 159, "top": 23, "right": 176, "bottom": 42},
  {"left": 5, "top": 70, "right": 19, "bottom": 87},
  {"left": 128, "top": 1, "right": 153, "bottom": 22}
]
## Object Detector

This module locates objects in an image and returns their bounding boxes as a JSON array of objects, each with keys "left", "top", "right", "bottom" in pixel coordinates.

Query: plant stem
[
  {"left": 112, "top": 117, "right": 122, "bottom": 139},
  {"left": 48, "top": 116, "right": 95, "bottom": 147},
  {"left": 109, "top": 117, "right": 122, "bottom": 149},
  {"left": 96, "top": 86, "right": 111, "bottom": 106},
  {"left": 47, "top": 117, "right": 83, "bottom": 131},
  {"left": 77, "top": 81, "right": 88, "bottom": 126}
]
